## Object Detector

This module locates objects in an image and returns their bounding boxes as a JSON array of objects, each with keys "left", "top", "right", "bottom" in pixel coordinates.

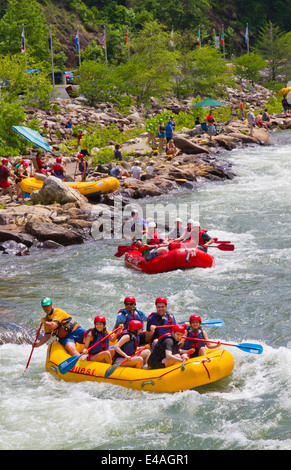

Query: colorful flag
[
  {"left": 245, "top": 24, "right": 248, "bottom": 43},
  {"left": 48, "top": 30, "right": 52, "bottom": 51},
  {"left": 75, "top": 31, "right": 79, "bottom": 53},
  {"left": 170, "top": 26, "right": 174, "bottom": 47},
  {"left": 21, "top": 25, "right": 25, "bottom": 53},
  {"left": 220, "top": 30, "right": 224, "bottom": 46},
  {"left": 125, "top": 27, "right": 128, "bottom": 47}
]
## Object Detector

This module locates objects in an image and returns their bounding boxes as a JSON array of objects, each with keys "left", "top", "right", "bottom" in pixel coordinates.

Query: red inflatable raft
[{"left": 124, "top": 245, "right": 215, "bottom": 274}]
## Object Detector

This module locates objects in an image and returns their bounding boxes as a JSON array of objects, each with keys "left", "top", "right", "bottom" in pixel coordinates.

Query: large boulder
[
  {"left": 25, "top": 221, "right": 84, "bottom": 246},
  {"left": 173, "top": 135, "right": 209, "bottom": 154},
  {"left": 30, "top": 176, "right": 88, "bottom": 205}
]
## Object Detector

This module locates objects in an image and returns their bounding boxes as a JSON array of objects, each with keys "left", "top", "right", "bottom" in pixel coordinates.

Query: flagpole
[
  {"left": 77, "top": 27, "right": 81, "bottom": 67},
  {"left": 103, "top": 25, "right": 107, "bottom": 62},
  {"left": 247, "top": 23, "right": 249, "bottom": 53},
  {"left": 222, "top": 24, "right": 225, "bottom": 60},
  {"left": 49, "top": 25, "right": 55, "bottom": 89}
]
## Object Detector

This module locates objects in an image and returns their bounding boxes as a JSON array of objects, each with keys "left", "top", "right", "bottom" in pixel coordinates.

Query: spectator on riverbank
[
  {"left": 114, "top": 144, "right": 123, "bottom": 161},
  {"left": 205, "top": 110, "right": 216, "bottom": 141},
  {"left": 247, "top": 108, "right": 255, "bottom": 136},
  {"left": 166, "top": 139, "right": 177, "bottom": 157},
  {"left": 0, "top": 158, "right": 14, "bottom": 202},
  {"left": 131, "top": 161, "right": 142, "bottom": 180},
  {"left": 239, "top": 100, "right": 245, "bottom": 119}
]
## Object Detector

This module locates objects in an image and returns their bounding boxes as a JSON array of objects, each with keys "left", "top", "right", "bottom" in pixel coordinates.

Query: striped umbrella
[{"left": 12, "top": 126, "right": 52, "bottom": 153}]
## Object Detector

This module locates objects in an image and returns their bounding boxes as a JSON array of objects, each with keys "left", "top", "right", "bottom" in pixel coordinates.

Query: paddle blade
[
  {"left": 58, "top": 354, "right": 81, "bottom": 375},
  {"left": 202, "top": 319, "right": 225, "bottom": 327},
  {"left": 236, "top": 343, "right": 263, "bottom": 354},
  {"left": 104, "top": 364, "right": 120, "bottom": 379},
  {"left": 211, "top": 244, "right": 235, "bottom": 251}
]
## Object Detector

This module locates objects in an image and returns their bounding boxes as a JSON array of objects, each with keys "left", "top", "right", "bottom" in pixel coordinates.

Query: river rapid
[{"left": 0, "top": 131, "right": 290, "bottom": 451}]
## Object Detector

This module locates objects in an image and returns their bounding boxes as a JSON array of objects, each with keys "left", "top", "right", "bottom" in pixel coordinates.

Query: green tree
[
  {"left": 234, "top": 52, "right": 267, "bottom": 84},
  {"left": 0, "top": 101, "right": 26, "bottom": 155},
  {"left": 122, "top": 21, "right": 178, "bottom": 105},
  {"left": 0, "top": 0, "right": 49, "bottom": 62},
  {"left": 256, "top": 22, "right": 291, "bottom": 82},
  {"left": 189, "top": 46, "right": 234, "bottom": 96}
]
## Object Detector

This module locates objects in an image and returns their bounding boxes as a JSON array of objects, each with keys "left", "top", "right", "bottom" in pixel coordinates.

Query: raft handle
[{"left": 141, "top": 380, "right": 155, "bottom": 388}]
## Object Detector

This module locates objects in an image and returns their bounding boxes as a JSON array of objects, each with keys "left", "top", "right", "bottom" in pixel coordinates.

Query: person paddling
[
  {"left": 35, "top": 297, "right": 86, "bottom": 356},
  {"left": 174, "top": 219, "right": 215, "bottom": 251},
  {"left": 83, "top": 316, "right": 121, "bottom": 364},
  {"left": 180, "top": 314, "right": 221, "bottom": 357},
  {"left": 114, "top": 296, "right": 148, "bottom": 330},
  {"left": 113, "top": 320, "right": 150, "bottom": 368},
  {"left": 146, "top": 297, "right": 176, "bottom": 344},
  {"left": 148, "top": 324, "right": 187, "bottom": 369}
]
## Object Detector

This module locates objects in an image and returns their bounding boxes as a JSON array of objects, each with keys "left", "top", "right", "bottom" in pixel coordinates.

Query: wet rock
[
  {"left": 173, "top": 135, "right": 209, "bottom": 154},
  {"left": 25, "top": 221, "right": 84, "bottom": 246},
  {"left": 0, "top": 240, "right": 29, "bottom": 256}
]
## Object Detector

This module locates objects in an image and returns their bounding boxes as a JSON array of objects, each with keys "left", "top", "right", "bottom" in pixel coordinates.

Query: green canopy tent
[{"left": 192, "top": 98, "right": 227, "bottom": 108}]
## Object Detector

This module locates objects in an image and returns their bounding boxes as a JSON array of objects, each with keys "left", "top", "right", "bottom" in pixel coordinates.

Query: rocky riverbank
[{"left": 1, "top": 82, "right": 291, "bottom": 255}]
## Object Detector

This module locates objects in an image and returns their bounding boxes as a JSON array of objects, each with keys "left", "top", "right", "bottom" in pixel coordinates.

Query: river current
[{"left": 0, "top": 131, "right": 290, "bottom": 450}]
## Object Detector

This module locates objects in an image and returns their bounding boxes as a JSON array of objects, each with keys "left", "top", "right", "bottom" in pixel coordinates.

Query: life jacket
[
  {"left": 45, "top": 308, "right": 78, "bottom": 338},
  {"left": 150, "top": 333, "right": 179, "bottom": 362},
  {"left": 185, "top": 227, "right": 207, "bottom": 245},
  {"left": 0, "top": 164, "right": 8, "bottom": 179},
  {"left": 142, "top": 230, "right": 163, "bottom": 245},
  {"left": 78, "top": 160, "right": 88, "bottom": 172},
  {"left": 116, "top": 308, "right": 144, "bottom": 330},
  {"left": 115, "top": 330, "right": 139, "bottom": 358},
  {"left": 184, "top": 325, "right": 205, "bottom": 350},
  {"left": 86, "top": 328, "right": 109, "bottom": 355},
  {"left": 147, "top": 311, "right": 175, "bottom": 339}
]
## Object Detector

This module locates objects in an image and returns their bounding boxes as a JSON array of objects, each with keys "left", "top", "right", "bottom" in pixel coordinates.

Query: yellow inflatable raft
[
  {"left": 20, "top": 175, "right": 119, "bottom": 201},
  {"left": 46, "top": 342, "right": 234, "bottom": 393}
]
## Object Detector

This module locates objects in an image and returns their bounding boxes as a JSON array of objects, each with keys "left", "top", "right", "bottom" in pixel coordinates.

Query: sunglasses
[{"left": 125, "top": 302, "right": 135, "bottom": 305}]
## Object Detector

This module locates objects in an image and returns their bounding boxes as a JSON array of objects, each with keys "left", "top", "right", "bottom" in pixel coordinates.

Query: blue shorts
[
  {"left": 58, "top": 326, "right": 86, "bottom": 346},
  {"left": 146, "top": 248, "right": 158, "bottom": 261}
]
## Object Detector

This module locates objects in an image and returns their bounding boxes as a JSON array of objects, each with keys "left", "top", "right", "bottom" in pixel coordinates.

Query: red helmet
[
  {"left": 172, "top": 324, "right": 185, "bottom": 334},
  {"left": 56, "top": 157, "right": 62, "bottom": 163},
  {"left": 2, "top": 158, "right": 9, "bottom": 164},
  {"left": 189, "top": 315, "right": 201, "bottom": 323},
  {"left": 124, "top": 296, "right": 136, "bottom": 304},
  {"left": 128, "top": 320, "right": 143, "bottom": 332},
  {"left": 77, "top": 154, "right": 84, "bottom": 159},
  {"left": 155, "top": 297, "right": 167, "bottom": 305},
  {"left": 94, "top": 315, "right": 106, "bottom": 324}
]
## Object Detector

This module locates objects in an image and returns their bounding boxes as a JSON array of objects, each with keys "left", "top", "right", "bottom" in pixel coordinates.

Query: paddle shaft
[
  {"left": 105, "top": 346, "right": 148, "bottom": 378},
  {"left": 182, "top": 336, "right": 263, "bottom": 354},
  {"left": 24, "top": 322, "right": 43, "bottom": 373}
]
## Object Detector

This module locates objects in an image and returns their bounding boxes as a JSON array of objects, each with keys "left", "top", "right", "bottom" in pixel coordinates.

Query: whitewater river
[{"left": 0, "top": 131, "right": 290, "bottom": 451}]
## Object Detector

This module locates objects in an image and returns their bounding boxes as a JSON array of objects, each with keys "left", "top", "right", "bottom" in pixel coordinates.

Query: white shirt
[{"left": 131, "top": 165, "right": 142, "bottom": 179}]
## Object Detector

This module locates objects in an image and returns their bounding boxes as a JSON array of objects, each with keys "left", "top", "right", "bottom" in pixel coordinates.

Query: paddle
[
  {"left": 155, "top": 318, "right": 225, "bottom": 328},
  {"left": 208, "top": 243, "right": 234, "bottom": 251},
  {"left": 58, "top": 327, "right": 120, "bottom": 375},
  {"left": 24, "top": 322, "right": 43, "bottom": 373},
  {"left": 213, "top": 238, "right": 231, "bottom": 244},
  {"left": 104, "top": 346, "right": 148, "bottom": 378},
  {"left": 182, "top": 336, "right": 263, "bottom": 354},
  {"left": 181, "top": 349, "right": 193, "bottom": 371}
]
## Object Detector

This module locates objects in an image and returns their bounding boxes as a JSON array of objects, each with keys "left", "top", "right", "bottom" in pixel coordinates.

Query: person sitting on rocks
[
  {"left": 131, "top": 160, "right": 142, "bottom": 180},
  {"left": 14, "top": 160, "right": 30, "bottom": 201},
  {"left": 114, "top": 144, "right": 123, "bottom": 161},
  {"left": 109, "top": 163, "right": 130, "bottom": 180},
  {"left": 165, "top": 139, "right": 177, "bottom": 158},
  {"left": 51, "top": 157, "right": 66, "bottom": 180},
  {"left": 146, "top": 161, "right": 154, "bottom": 175}
]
